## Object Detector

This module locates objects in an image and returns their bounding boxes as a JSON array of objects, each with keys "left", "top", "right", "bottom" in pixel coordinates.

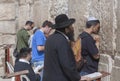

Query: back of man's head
[
  {"left": 19, "top": 48, "right": 31, "bottom": 58},
  {"left": 42, "top": 20, "right": 53, "bottom": 28},
  {"left": 86, "top": 17, "right": 100, "bottom": 28},
  {"left": 25, "top": 21, "right": 34, "bottom": 26}
]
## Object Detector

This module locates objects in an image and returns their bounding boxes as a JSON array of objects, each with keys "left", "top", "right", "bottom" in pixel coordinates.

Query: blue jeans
[{"left": 32, "top": 61, "right": 44, "bottom": 81}]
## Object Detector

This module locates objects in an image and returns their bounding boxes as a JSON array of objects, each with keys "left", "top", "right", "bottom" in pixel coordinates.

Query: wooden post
[{"left": 5, "top": 47, "right": 10, "bottom": 73}]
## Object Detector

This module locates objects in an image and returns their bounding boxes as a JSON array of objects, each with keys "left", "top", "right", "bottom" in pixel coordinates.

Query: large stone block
[
  {"left": 0, "top": 34, "right": 3, "bottom": 45},
  {"left": 0, "top": 21, "right": 16, "bottom": 34},
  {"left": 19, "top": 0, "right": 33, "bottom": 5},
  {"left": 0, "top": 3, "right": 16, "bottom": 20},
  {"left": 99, "top": 63, "right": 110, "bottom": 81},
  {"left": 0, "top": 0, "right": 15, "bottom": 3},
  {"left": 33, "top": 0, "right": 50, "bottom": 27},
  {"left": 68, "top": 0, "right": 88, "bottom": 39},
  {"left": 18, "top": 4, "right": 31, "bottom": 29},
  {"left": 116, "top": 0, "right": 120, "bottom": 56},
  {"left": 99, "top": 54, "right": 113, "bottom": 81},
  {"left": 99, "top": 0, "right": 114, "bottom": 55},
  {"left": 114, "top": 56, "right": 120, "bottom": 67},
  {"left": 1, "top": 35, "right": 16, "bottom": 45},
  {"left": 99, "top": 55, "right": 113, "bottom": 75},
  {"left": 111, "top": 66, "right": 120, "bottom": 81},
  {"left": 19, "top": 0, "right": 26, "bottom": 5}
]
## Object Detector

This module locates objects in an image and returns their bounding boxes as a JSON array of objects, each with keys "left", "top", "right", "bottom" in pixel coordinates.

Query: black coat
[
  {"left": 14, "top": 61, "right": 40, "bottom": 81},
  {"left": 43, "top": 31, "right": 80, "bottom": 81}
]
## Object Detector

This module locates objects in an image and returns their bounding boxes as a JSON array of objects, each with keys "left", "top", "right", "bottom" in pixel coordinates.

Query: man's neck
[
  {"left": 84, "top": 29, "right": 92, "bottom": 34},
  {"left": 40, "top": 28, "right": 45, "bottom": 33},
  {"left": 24, "top": 26, "right": 28, "bottom": 30}
]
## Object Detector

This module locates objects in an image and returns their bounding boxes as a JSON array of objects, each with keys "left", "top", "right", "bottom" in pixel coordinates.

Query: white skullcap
[{"left": 88, "top": 17, "right": 98, "bottom": 21}]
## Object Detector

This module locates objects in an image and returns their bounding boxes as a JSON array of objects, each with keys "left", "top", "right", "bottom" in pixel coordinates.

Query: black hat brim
[{"left": 53, "top": 18, "right": 75, "bottom": 29}]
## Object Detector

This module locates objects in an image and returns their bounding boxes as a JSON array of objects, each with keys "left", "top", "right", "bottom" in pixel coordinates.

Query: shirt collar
[
  {"left": 56, "top": 30, "right": 69, "bottom": 41},
  {"left": 19, "top": 59, "right": 30, "bottom": 64},
  {"left": 40, "top": 29, "right": 44, "bottom": 33}
]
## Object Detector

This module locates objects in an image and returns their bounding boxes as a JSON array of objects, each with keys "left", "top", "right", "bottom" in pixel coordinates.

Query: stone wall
[{"left": 0, "top": 0, "right": 120, "bottom": 81}]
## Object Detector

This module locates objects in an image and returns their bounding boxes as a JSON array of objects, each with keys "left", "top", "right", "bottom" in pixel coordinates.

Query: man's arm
[{"left": 37, "top": 46, "right": 44, "bottom": 51}]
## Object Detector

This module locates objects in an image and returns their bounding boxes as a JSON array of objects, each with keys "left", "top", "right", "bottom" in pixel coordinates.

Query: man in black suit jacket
[
  {"left": 43, "top": 14, "right": 87, "bottom": 81},
  {"left": 14, "top": 48, "right": 40, "bottom": 81}
]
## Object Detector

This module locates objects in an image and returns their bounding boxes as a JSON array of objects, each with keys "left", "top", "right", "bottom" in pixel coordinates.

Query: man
[
  {"left": 14, "top": 48, "right": 40, "bottom": 81},
  {"left": 80, "top": 17, "right": 100, "bottom": 76},
  {"left": 43, "top": 14, "right": 86, "bottom": 81},
  {"left": 16, "top": 21, "right": 34, "bottom": 52},
  {"left": 31, "top": 20, "right": 53, "bottom": 67}
]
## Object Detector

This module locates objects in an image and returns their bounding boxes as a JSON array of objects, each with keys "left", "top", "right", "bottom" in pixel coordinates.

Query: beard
[{"left": 66, "top": 31, "right": 75, "bottom": 42}]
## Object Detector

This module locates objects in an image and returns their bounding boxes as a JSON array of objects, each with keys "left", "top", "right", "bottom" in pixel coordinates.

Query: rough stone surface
[
  {"left": 0, "top": 21, "right": 16, "bottom": 34},
  {"left": 0, "top": 3, "right": 16, "bottom": 20},
  {"left": 33, "top": 0, "right": 50, "bottom": 27},
  {"left": 0, "top": 35, "right": 16, "bottom": 45},
  {"left": 114, "top": 56, "right": 120, "bottom": 67},
  {"left": 116, "top": 0, "right": 120, "bottom": 56},
  {"left": 0, "top": 0, "right": 15, "bottom": 3},
  {"left": 111, "top": 66, "right": 120, "bottom": 81},
  {"left": 99, "top": 0, "right": 114, "bottom": 55},
  {"left": 18, "top": 4, "right": 31, "bottom": 29},
  {"left": 68, "top": 0, "right": 88, "bottom": 39},
  {"left": 99, "top": 63, "right": 110, "bottom": 81}
]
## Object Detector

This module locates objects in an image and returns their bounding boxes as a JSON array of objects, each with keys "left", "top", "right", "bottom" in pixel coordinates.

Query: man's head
[
  {"left": 19, "top": 48, "right": 32, "bottom": 61},
  {"left": 86, "top": 17, "right": 100, "bottom": 34},
  {"left": 25, "top": 21, "right": 34, "bottom": 30},
  {"left": 41, "top": 20, "right": 53, "bottom": 34},
  {"left": 54, "top": 14, "right": 75, "bottom": 41}
]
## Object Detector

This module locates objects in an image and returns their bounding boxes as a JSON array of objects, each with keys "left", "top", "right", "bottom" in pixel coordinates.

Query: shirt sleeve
[
  {"left": 57, "top": 38, "right": 80, "bottom": 81},
  {"left": 86, "top": 37, "right": 99, "bottom": 56},
  {"left": 22, "top": 30, "right": 30, "bottom": 46},
  {"left": 35, "top": 32, "right": 46, "bottom": 46}
]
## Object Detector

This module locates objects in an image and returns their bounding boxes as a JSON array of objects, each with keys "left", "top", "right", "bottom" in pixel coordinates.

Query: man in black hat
[{"left": 42, "top": 14, "right": 87, "bottom": 81}]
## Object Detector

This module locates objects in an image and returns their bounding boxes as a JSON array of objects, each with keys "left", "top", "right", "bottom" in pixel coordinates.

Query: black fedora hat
[{"left": 53, "top": 14, "right": 75, "bottom": 29}]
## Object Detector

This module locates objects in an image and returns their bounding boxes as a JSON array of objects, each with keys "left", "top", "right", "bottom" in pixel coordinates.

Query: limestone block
[
  {"left": 49, "top": 0, "right": 68, "bottom": 19},
  {"left": 0, "top": 3, "right": 16, "bottom": 20},
  {"left": 111, "top": 66, "right": 120, "bottom": 81},
  {"left": 19, "top": 0, "right": 33, "bottom": 5},
  {"left": 0, "top": 49, "right": 5, "bottom": 59},
  {"left": 99, "top": 0, "right": 114, "bottom": 55},
  {"left": 98, "top": 54, "right": 113, "bottom": 81},
  {"left": 33, "top": 0, "right": 49, "bottom": 27},
  {"left": 99, "top": 54, "right": 113, "bottom": 74},
  {"left": 1, "top": 35, "right": 16, "bottom": 45},
  {"left": 26, "top": 0, "right": 34, "bottom": 4},
  {"left": 18, "top": 4, "right": 31, "bottom": 29},
  {"left": 114, "top": 56, "right": 120, "bottom": 67},
  {"left": 0, "top": 0, "right": 15, "bottom": 3},
  {"left": 19, "top": 0, "right": 26, "bottom": 5},
  {"left": 0, "top": 34, "right": 3, "bottom": 45},
  {"left": 98, "top": 63, "right": 110, "bottom": 81},
  {"left": 116, "top": 0, "right": 120, "bottom": 56},
  {"left": 68, "top": 0, "right": 88, "bottom": 39},
  {"left": 0, "top": 21, "right": 16, "bottom": 34}
]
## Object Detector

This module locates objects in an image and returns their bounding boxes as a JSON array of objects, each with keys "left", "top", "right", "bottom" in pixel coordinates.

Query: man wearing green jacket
[{"left": 16, "top": 21, "right": 34, "bottom": 57}]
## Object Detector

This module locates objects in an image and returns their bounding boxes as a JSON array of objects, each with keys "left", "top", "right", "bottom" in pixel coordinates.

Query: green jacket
[{"left": 16, "top": 28, "right": 30, "bottom": 52}]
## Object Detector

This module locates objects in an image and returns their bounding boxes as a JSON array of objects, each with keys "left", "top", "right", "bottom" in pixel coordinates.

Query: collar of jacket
[{"left": 56, "top": 30, "right": 70, "bottom": 42}]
